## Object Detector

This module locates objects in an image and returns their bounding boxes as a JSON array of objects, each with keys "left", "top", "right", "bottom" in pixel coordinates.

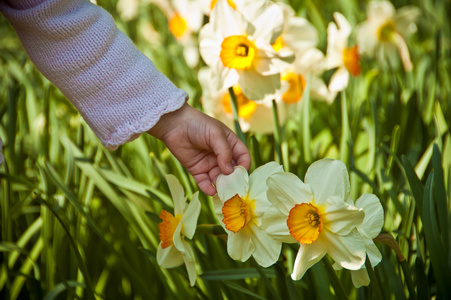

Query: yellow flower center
[
  {"left": 222, "top": 85, "right": 257, "bottom": 119},
  {"left": 169, "top": 13, "right": 187, "bottom": 39},
  {"left": 220, "top": 35, "right": 257, "bottom": 70},
  {"left": 158, "top": 210, "right": 181, "bottom": 249},
  {"left": 342, "top": 45, "right": 361, "bottom": 77},
  {"left": 210, "top": 0, "right": 236, "bottom": 11},
  {"left": 281, "top": 72, "right": 306, "bottom": 104},
  {"left": 287, "top": 203, "right": 323, "bottom": 244},
  {"left": 377, "top": 21, "right": 396, "bottom": 42},
  {"left": 272, "top": 36, "right": 284, "bottom": 52},
  {"left": 222, "top": 194, "right": 255, "bottom": 233}
]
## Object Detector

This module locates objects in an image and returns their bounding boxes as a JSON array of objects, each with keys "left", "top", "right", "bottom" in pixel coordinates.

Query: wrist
[{"left": 147, "top": 102, "right": 192, "bottom": 141}]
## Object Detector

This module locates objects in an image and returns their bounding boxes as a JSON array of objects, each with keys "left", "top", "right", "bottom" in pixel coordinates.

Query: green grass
[{"left": 1, "top": 0, "right": 451, "bottom": 299}]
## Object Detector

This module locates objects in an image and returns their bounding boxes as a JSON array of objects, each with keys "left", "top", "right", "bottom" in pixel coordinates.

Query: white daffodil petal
[
  {"left": 364, "top": 237, "right": 383, "bottom": 266},
  {"left": 333, "top": 12, "right": 352, "bottom": 41},
  {"left": 304, "top": 159, "right": 350, "bottom": 206},
  {"left": 198, "top": 24, "right": 221, "bottom": 66},
  {"left": 216, "top": 166, "right": 249, "bottom": 201},
  {"left": 394, "top": 6, "right": 421, "bottom": 37},
  {"left": 211, "top": 0, "right": 251, "bottom": 37},
  {"left": 322, "top": 229, "right": 366, "bottom": 271},
  {"left": 368, "top": 1, "right": 395, "bottom": 20},
  {"left": 180, "top": 238, "right": 195, "bottom": 262},
  {"left": 227, "top": 228, "right": 255, "bottom": 262},
  {"left": 294, "top": 48, "right": 325, "bottom": 75},
  {"left": 324, "top": 196, "right": 365, "bottom": 235},
  {"left": 261, "top": 205, "right": 295, "bottom": 242},
  {"left": 266, "top": 172, "right": 313, "bottom": 215},
  {"left": 291, "top": 242, "right": 327, "bottom": 280},
  {"left": 172, "top": 223, "right": 186, "bottom": 254},
  {"left": 255, "top": 44, "right": 295, "bottom": 75},
  {"left": 328, "top": 67, "right": 350, "bottom": 94},
  {"left": 249, "top": 162, "right": 284, "bottom": 200},
  {"left": 180, "top": 192, "right": 201, "bottom": 239},
  {"left": 248, "top": 223, "right": 282, "bottom": 267},
  {"left": 156, "top": 243, "right": 184, "bottom": 268},
  {"left": 211, "top": 59, "right": 240, "bottom": 91},
  {"left": 238, "top": 71, "right": 281, "bottom": 102},
  {"left": 212, "top": 195, "right": 229, "bottom": 232},
  {"left": 247, "top": 0, "right": 284, "bottom": 43},
  {"left": 355, "top": 193, "right": 384, "bottom": 239},
  {"left": 284, "top": 17, "right": 318, "bottom": 53},
  {"left": 182, "top": 245, "right": 198, "bottom": 286},
  {"left": 351, "top": 268, "right": 370, "bottom": 288},
  {"left": 166, "top": 175, "right": 186, "bottom": 215}
]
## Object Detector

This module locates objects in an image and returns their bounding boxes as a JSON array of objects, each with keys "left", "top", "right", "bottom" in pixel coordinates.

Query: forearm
[{"left": 0, "top": 0, "right": 187, "bottom": 149}]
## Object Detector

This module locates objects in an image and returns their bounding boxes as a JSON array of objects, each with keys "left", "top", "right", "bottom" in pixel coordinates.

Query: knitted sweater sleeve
[{"left": 0, "top": 0, "right": 187, "bottom": 150}]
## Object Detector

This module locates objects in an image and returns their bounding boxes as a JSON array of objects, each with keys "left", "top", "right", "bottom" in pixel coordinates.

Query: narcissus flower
[
  {"left": 198, "top": 67, "right": 286, "bottom": 134},
  {"left": 337, "top": 194, "right": 384, "bottom": 288},
  {"left": 213, "top": 162, "right": 284, "bottom": 267},
  {"left": 262, "top": 159, "right": 367, "bottom": 280},
  {"left": 199, "top": 0, "right": 294, "bottom": 101},
  {"left": 356, "top": 1, "right": 420, "bottom": 71},
  {"left": 156, "top": 175, "right": 201, "bottom": 286},
  {"left": 325, "top": 12, "right": 361, "bottom": 100}
]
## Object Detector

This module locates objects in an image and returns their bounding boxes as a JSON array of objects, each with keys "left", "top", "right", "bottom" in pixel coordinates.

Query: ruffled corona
[
  {"left": 287, "top": 203, "right": 323, "bottom": 244},
  {"left": 221, "top": 85, "right": 257, "bottom": 119},
  {"left": 158, "top": 210, "right": 181, "bottom": 249},
  {"left": 222, "top": 194, "right": 255, "bottom": 233},
  {"left": 220, "top": 35, "right": 257, "bottom": 70},
  {"left": 281, "top": 72, "right": 306, "bottom": 104},
  {"left": 342, "top": 45, "right": 361, "bottom": 77},
  {"left": 169, "top": 13, "right": 188, "bottom": 39}
]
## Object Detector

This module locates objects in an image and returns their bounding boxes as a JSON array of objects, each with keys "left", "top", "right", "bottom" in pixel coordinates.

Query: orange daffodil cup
[
  {"left": 156, "top": 175, "right": 201, "bottom": 286},
  {"left": 262, "top": 159, "right": 376, "bottom": 280},
  {"left": 199, "top": 0, "right": 294, "bottom": 101},
  {"left": 213, "top": 162, "right": 285, "bottom": 267}
]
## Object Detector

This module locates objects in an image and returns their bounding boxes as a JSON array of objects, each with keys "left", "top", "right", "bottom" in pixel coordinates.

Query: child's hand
[{"left": 148, "top": 103, "right": 251, "bottom": 196}]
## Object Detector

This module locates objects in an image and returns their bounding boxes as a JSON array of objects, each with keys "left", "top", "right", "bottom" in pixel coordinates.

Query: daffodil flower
[
  {"left": 198, "top": 67, "right": 286, "bottom": 134},
  {"left": 273, "top": 3, "right": 330, "bottom": 103},
  {"left": 325, "top": 12, "right": 361, "bottom": 100},
  {"left": 156, "top": 175, "right": 201, "bottom": 286},
  {"left": 262, "top": 159, "right": 367, "bottom": 280},
  {"left": 356, "top": 1, "right": 420, "bottom": 71},
  {"left": 199, "top": 0, "right": 294, "bottom": 101},
  {"left": 334, "top": 194, "right": 384, "bottom": 287},
  {"left": 213, "top": 162, "right": 284, "bottom": 267}
]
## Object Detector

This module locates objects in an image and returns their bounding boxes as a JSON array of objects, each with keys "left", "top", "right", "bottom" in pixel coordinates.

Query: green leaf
[
  {"left": 44, "top": 281, "right": 86, "bottom": 300},
  {"left": 200, "top": 268, "right": 276, "bottom": 281},
  {"left": 222, "top": 280, "right": 268, "bottom": 300},
  {"left": 402, "top": 156, "right": 424, "bottom": 217}
]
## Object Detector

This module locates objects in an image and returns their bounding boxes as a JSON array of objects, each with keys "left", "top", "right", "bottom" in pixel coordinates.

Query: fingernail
[{"left": 226, "top": 163, "right": 233, "bottom": 173}]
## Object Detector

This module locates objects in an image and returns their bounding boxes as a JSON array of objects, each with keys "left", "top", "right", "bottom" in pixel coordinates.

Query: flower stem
[
  {"left": 365, "top": 255, "right": 384, "bottom": 300},
  {"left": 228, "top": 87, "right": 247, "bottom": 146},
  {"left": 321, "top": 257, "right": 348, "bottom": 300},
  {"left": 272, "top": 100, "right": 283, "bottom": 164},
  {"left": 301, "top": 72, "right": 312, "bottom": 163}
]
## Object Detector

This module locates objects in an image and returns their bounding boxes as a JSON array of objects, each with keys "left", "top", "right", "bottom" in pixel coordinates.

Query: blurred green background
[{"left": 0, "top": 0, "right": 450, "bottom": 299}]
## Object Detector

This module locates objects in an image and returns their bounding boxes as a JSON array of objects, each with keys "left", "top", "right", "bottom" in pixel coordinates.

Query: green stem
[
  {"left": 340, "top": 91, "right": 350, "bottom": 165},
  {"left": 321, "top": 257, "right": 348, "bottom": 300},
  {"left": 399, "top": 259, "right": 417, "bottom": 300},
  {"left": 365, "top": 256, "right": 384, "bottom": 300},
  {"left": 301, "top": 72, "right": 312, "bottom": 163},
  {"left": 272, "top": 100, "right": 283, "bottom": 164},
  {"left": 228, "top": 87, "right": 247, "bottom": 146}
]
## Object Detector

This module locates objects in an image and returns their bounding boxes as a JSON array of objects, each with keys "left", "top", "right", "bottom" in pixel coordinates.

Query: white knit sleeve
[{"left": 0, "top": 0, "right": 188, "bottom": 149}]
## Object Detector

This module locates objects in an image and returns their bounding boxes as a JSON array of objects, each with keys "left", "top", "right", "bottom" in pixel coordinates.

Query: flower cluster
[{"left": 157, "top": 159, "right": 384, "bottom": 287}]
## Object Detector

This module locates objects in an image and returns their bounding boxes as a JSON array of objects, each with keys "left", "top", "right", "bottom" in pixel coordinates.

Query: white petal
[
  {"left": 248, "top": 223, "right": 282, "bottom": 267},
  {"left": 261, "top": 205, "right": 296, "bottom": 243},
  {"left": 328, "top": 67, "right": 350, "bottom": 94},
  {"left": 291, "top": 242, "right": 327, "bottom": 280},
  {"left": 355, "top": 193, "right": 384, "bottom": 239},
  {"left": 294, "top": 48, "right": 325, "bottom": 75},
  {"left": 181, "top": 192, "right": 201, "bottom": 239},
  {"left": 227, "top": 228, "right": 255, "bottom": 262},
  {"left": 198, "top": 24, "right": 222, "bottom": 66},
  {"left": 166, "top": 174, "right": 186, "bottom": 216},
  {"left": 249, "top": 162, "right": 284, "bottom": 201},
  {"left": 368, "top": 1, "right": 395, "bottom": 20},
  {"left": 172, "top": 223, "right": 186, "bottom": 254},
  {"left": 243, "top": 0, "right": 283, "bottom": 43},
  {"left": 266, "top": 172, "right": 313, "bottom": 215},
  {"left": 254, "top": 44, "right": 295, "bottom": 76},
  {"left": 324, "top": 196, "right": 365, "bottom": 235},
  {"left": 333, "top": 12, "right": 351, "bottom": 41},
  {"left": 156, "top": 243, "right": 184, "bottom": 268},
  {"left": 351, "top": 268, "right": 370, "bottom": 288},
  {"left": 364, "top": 237, "right": 382, "bottom": 266},
  {"left": 304, "top": 159, "right": 350, "bottom": 206},
  {"left": 238, "top": 71, "right": 281, "bottom": 101},
  {"left": 321, "top": 229, "right": 366, "bottom": 271},
  {"left": 212, "top": 195, "right": 229, "bottom": 232},
  {"left": 211, "top": 59, "right": 239, "bottom": 91},
  {"left": 216, "top": 165, "right": 249, "bottom": 201},
  {"left": 283, "top": 17, "right": 318, "bottom": 53},
  {"left": 183, "top": 247, "right": 198, "bottom": 286},
  {"left": 394, "top": 6, "right": 421, "bottom": 37},
  {"left": 211, "top": 0, "right": 253, "bottom": 37}
]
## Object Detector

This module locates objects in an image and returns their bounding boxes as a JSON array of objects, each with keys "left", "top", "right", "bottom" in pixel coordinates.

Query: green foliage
[{"left": 1, "top": 0, "right": 451, "bottom": 299}]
